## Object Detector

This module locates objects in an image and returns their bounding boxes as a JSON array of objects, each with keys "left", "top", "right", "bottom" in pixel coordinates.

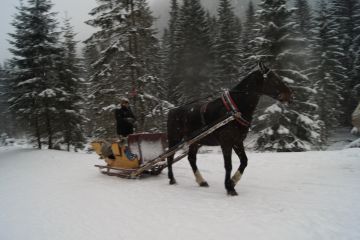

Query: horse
[{"left": 166, "top": 62, "right": 293, "bottom": 196}]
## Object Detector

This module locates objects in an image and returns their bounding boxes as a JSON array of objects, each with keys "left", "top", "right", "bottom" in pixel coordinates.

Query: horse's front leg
[
  {"left": 232, "top": 143, "right": 248, "bottom": 187},
  {"left": 221, "top": 145, "right": 237, "bottom": 196},
  {"left": 188, "top": 144, "right": 209, "bottom": 187}
]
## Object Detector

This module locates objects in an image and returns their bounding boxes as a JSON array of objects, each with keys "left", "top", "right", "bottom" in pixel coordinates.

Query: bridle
[{"left": 261, "top": 67, "right": 271, "bottom": 79}]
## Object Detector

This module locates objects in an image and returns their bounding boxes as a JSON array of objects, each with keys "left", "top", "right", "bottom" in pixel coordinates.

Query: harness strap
[
  {"left": 224, "top": 91, "right": 239, "bottom": 112},
  {"left": 200, "top": 102, "right": 209, "bottom": 125},
  {"left": 221, "top": 91, "right": 251, "bottom": 127},
  {"left": 221, "top": 94, "right": 231, "bottom": 112}
]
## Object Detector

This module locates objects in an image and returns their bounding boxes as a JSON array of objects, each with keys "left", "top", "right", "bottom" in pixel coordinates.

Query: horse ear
[{"left": 258, "top": 61, "right": 267, "bottom": 73}]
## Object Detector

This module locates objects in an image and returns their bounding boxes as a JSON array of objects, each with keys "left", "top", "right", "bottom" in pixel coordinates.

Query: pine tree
[
  {"left": 174, "top": 0, "right": 213, "bottom": 104},
  {"left": 293, "top": 0, "right": 313, "bottom": 68},
  {"left": 8, "top": 0, "right": 62, "bottom": 149},
  {"left": 56, "top": 16, "right": 86, "bottom": 151},
  {"left": 85, "top": 0, "right": 130, "bottom": 137},
  {"left": 294, "top": 0, "right": 313, "bottom": 39},
  {"left": 254, "top": 0, "right": 322, "bottom": 152},
  {"left": 85, "top": 0, "right": 165, "bottom": 136},
  {"left": 241, "top": 1, "right": 258, "bottom": 73},
  {"left": 214, "top": 0, "right": 241, "bottom": 89},
  {"left": 307, "top": 0, "right": 344, "bottom": 142},
  {"left": 163, "top": 0, "right": 179, "bottom": 103},
  {"left": 329, "top": 0, "right": 360, "bottom": 125},
  {"left": 0, "top": 63, "right": 14, "bottom": 136}
]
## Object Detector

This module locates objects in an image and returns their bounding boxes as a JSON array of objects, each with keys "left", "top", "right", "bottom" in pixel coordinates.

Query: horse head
[{"left": 256, "top": 62, "right": 293, "bottom": 103}]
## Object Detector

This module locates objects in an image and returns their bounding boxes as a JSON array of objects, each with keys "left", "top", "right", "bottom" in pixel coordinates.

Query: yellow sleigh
[{"left": 91, "top": 133, "right": 167, "bottom": 178}]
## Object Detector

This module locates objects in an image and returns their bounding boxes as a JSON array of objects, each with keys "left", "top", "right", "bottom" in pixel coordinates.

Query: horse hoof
[
  {"left": 199, "top": 181, "right": 209, "bottom": 187},
  {"left": 227, "top": 190, "right": 238, "bottom": 196},
  {"left": 169, "top": 179, "right": 177, "bottom": 185}
]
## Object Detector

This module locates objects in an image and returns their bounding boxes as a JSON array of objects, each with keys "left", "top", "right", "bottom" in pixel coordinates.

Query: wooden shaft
[{"left": 131, "top": 115, "right": 235, "bottom": 177}]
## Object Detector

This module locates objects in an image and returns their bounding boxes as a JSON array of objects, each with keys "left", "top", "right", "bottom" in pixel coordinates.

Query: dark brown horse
[{"left": 167, "top": 62, "right": 293, "bottom": 196}]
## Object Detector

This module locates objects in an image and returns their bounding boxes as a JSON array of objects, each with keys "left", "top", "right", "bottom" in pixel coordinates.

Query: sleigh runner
[{"left": 91, "top": 114, "right": 237, "bottom": 178}]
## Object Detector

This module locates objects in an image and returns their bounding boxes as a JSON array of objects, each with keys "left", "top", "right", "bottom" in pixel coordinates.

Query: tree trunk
[
  {"left": 45, "top": 105, "right": 53, "bottom": 149},
  {"left": 34, "top": 116, "right": 41, "bottom": 149}
]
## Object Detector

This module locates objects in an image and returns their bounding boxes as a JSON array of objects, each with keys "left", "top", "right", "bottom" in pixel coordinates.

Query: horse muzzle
[{"left": 277, "top": 91, "right": 293, "bottom": 104}]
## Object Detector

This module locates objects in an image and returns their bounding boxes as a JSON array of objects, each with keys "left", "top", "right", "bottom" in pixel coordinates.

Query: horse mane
[{"left": 232, "top": 69, "right": 261, "bottom": 92}]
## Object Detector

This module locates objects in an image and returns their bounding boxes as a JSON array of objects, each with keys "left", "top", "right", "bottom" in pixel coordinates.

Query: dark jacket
[{"left": 115, "top": 106, "right": 136, "bottom": 136}]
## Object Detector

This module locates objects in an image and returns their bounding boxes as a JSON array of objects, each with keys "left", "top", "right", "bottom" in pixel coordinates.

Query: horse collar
[{"left": 221, "top": 91, "right": 250, "bottom": 127}]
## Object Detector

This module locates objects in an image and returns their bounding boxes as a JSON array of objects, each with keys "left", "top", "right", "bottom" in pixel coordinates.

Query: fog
[{"left": 0, "top": 0, "right": 317, "bottom": 63}]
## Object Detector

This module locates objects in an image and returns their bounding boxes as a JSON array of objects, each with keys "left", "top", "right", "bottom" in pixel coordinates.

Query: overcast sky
[
  {"left": 1, "top": 0, "right": 305, "bottom": 63},
  {"left": 0, "top": 0, "right": 170, "bottom": 63}
]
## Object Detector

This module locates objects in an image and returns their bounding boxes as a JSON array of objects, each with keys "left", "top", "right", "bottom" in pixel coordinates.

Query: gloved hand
[{"left": 125, "top": 118, "right": 135, "bottom": 124}]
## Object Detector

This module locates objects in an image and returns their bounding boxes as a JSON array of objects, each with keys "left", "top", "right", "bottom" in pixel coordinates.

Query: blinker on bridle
[
  {"left": 258, "top": 61, "right": 270, "bottom": 78},
  {"left": 262, "top": 68, "right": 271, "bottom": 79}
]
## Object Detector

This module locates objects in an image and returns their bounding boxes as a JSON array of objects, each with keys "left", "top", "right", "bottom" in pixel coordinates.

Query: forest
[{"left": 0, "top": 0, "right": 359, "bottom": 152}]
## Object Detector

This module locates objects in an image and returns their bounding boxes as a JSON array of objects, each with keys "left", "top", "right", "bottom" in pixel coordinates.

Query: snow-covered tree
[
  {"left": 56, "top": 16, "right": 86, "bottom": 151},
  {"left": 84, "top": 0, "right": 131, "bottom": 137},
  {"left": 0, "top": 63, "right": 15, "bottom": 136},
  {"left": 241, "top": 1, "right": 258, "bottom": 74},
  {"left": 8, "top": 0, "right": 62, "bottom": 149},
  {"left": 254, "top": 0, "right": 322, "bottom": 152},
  {"left": 307, "top": 0, "right": 344, "bottom": 142},
  {"left": 163, "top": 0, "right": 179, "bottom": 103},
  {"left": 85, "top": 0, "right": 166, "bottom": 136},
  {"left": 329, "top": 0, "right": 360, "bottom": 125},
  {"left": 293, "top": 0, "right": 313, "bottom": 39},
  {"left": 173, "top": 0, "right": 214, "bottom": 104},
  {"left": 213, "top": 0, "right": 241, "bottom": 89}
]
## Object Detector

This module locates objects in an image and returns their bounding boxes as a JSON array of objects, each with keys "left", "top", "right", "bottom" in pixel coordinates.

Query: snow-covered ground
[{"left": 0, "top": 146, "right": 359, "bottom": 240}]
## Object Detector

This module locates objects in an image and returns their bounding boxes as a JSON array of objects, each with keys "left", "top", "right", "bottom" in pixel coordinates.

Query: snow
[
  {"left": 297, "top": 114, "right": 314, "bottom": 125},
  {"left": 39, "top": 89, "right": 56, "bottom": 98},
  {"left": 327, "top": 128, "right": 359, "bottom": 150},
  {"left": 130, "top": 139, "right": 165, "bottom": 163},
  {"left": 102, "top": 104, "right": 116, "bottom": 112},
  {"left": 17, "top": 77, "right": 40, "bottom": 87},
  {"left": 346, "top": 138, "right": 360, "bottom": 148},
  {"left": 265, "top": 103, "right": 282, "bottom": 113},
  {"left": 282, "top": 76, "right": 295, "bottom": 84},
  {"left": 277, "top": 125, "right": 290, "bottom": 134},
  {"left": 0, "top": 146, "right": 359, "bottom": 240}
]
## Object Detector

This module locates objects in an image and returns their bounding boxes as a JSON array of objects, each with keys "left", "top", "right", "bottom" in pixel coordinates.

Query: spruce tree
[
  {"left": 174, "top": 0, "right": 213, "bottom": 104},
  {"left": 241, "top": 1, "right": 258, "bottom": 74},
  {"left": 292, "top": 0, "right": 323, "bottom": 146},
  {"left": 329, "top": 0, "right": 360, "bottom": 125},
  {"left": 214, "top": 0, "right": 241, "bottom": 89},
  {"left": 307, "top": 0, "right": 344, "bottom": 142},
  {"left": 0, "top": 63, "right": 14, "bottom": 136},
  {"left": 163, "top": 0, "right": 180, "bottom": 103},
  {"left": 254, "top": 0, "right": 322, "bottom": 152},
  {"left": 293, "top": 0, "right": 313, "bottom": 68},
  {"left": 56, "top": 17, "right": 86, "bottom": 151},
  {"left": 85, "top": 0, "right": 130, "bottom": 137},
  {"left": 294, "top": 0, "right": 313, "bottom": 39},
  {"left": 8, "top": 0, "right": 61, "bottom": 149},
  {"left": 85, "top": 0, "right": 165, "bottom": 136}
]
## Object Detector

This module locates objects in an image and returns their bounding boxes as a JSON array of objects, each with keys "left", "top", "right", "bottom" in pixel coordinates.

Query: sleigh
[
  {"left": 91, "top": 133, "right": 168, "bottom": 178},
  {"left": 91, "top": 114, "right": 237, "bottom": 178}
]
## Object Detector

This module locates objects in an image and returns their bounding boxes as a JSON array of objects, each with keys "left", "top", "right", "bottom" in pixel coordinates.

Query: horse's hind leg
[
  {"left": 188, "top": 144, "right": 209, "bottom": 187},
  {"left": 232, "top": 143, "right": 248, "bottom": 186},
  {"left": 167, "top": 154, "right": 176, "bottom": 185},
  {"left": 221, "top": 144, "right": 237, "bottom": 196}
]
